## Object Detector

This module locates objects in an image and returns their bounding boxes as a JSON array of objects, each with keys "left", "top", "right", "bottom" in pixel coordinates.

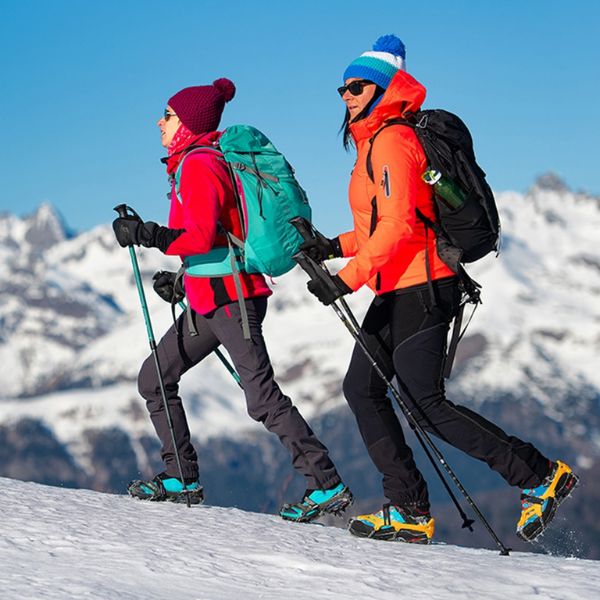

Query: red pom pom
[{"left": 213, "top": 78, "right": 236, "bottom": 102}]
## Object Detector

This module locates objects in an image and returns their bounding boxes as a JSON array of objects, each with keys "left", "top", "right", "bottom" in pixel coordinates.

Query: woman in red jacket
[
  {"left": 304, "top": 36, "right": 577, "bottom": 544},
  {"left": 112, "top": 79, "right": 352, "bottom": 521}
]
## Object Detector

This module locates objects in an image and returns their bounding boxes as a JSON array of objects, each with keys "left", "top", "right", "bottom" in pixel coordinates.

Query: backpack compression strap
[{"left": 224, "top": 229, "right": 251, "bottom": 340}]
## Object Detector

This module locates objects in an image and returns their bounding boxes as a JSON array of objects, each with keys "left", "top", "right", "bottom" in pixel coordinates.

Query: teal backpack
[{"left": 174, "top": 125, "right": 312, "bottom": 337}]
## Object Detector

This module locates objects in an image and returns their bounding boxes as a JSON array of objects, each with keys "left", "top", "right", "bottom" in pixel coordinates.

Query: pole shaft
[
  {"left": 331, "top": 299, "right": 510, "bottom": 554},
  {"left": 177, "top": 300, "right": 243, "bottom": 388},
  {"left": 214, "top": 348, "right": 243, "bottom": 387},
  {"left": 339, "top": 295, "right": 473, "bottom": 528},
  {"left": 129, "top": 247, "right": 155, "bottom": 342},
  {"left": 127, "top": 246, "right": 191, "bottom": 507}
]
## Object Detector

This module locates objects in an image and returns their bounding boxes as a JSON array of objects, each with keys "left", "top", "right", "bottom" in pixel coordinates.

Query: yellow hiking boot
[
  {"left": 348, "top": 503, "right": 434, "bottom": 544},
  {"left": 517, "top": 460, "right": 579, "bottom": 542}
]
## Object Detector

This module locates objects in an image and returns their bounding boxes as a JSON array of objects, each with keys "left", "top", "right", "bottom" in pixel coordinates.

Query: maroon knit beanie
[{"left": 168, "top": 78, "right": 236, "bottom": 134}]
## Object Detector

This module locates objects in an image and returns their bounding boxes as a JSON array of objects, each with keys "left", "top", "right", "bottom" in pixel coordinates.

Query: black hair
[{"left": 339, "top": 84, "right": 385, "bottom": 151}]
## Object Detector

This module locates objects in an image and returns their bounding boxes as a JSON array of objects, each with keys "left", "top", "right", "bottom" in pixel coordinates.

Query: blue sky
[{"left": 1, "top": 0, "right": 598, "bottom": 235}]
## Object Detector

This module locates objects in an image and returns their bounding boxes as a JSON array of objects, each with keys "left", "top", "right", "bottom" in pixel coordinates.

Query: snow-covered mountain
[
  {"left": 1, "top": 478, "right": 597, "bottom": 600},
  {"left": 0, "top": 201, "right": 372, "bottom": 439},
  {"left": 1, "top": 178, "right": 598, "bottom": 437},
  {"left": 1, "top": 175, "right": 599, "bottom": 555}
]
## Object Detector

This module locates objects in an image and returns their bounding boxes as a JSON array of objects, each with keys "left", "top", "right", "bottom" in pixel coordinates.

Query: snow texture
[{"left": 0, "top": 478, "right": 598, "bottom": 600}]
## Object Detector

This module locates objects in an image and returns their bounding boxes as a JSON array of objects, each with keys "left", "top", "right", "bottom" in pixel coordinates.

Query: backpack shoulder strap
[
  {"left": 174, "top": 147, "right": 253, "bottom": 341},
  {"left": 364, "top": 117, "right": 418, "bottom": 291},
  {"left": 366, "top": 117, "right": 414, "bottom": 182},
  {"left": 174, "top": 146, "right": 225, "bottom": 203}
]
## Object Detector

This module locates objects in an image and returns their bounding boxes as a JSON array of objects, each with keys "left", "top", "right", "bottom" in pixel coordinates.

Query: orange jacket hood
[{"left": 349, "top": 70, "right": 427, "bottom": 142}]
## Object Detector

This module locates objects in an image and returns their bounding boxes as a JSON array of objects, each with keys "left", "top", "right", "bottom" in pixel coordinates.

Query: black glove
[
  {"left": 152, "top": 271, "right": 185, "bottom": 304},
  {"left": 299, "top": 229, "right": 343, "bottom": 262},
  {"left": 307, "top": 274, "right": 352, "bottom": 306},
  {"left": 112, "top": 214, "right": 159, "bottom": 248}
]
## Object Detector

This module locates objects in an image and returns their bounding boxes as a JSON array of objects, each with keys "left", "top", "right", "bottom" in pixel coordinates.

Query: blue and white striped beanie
[{"left": 343, "top": 34, "right": 406, "bottom": 89}]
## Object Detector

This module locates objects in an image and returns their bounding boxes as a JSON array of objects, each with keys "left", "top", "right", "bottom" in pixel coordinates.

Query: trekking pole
[
  {"left": 114, "top": 204, "right": 192, "bottom": 508},
  {"left": 213, "top": 348, "right": 243, "bottom": 387},
  {"left": 289, "top": 227, "right": 509, "bottom": 555},
  {"left": 328, "top": 281, "right": 475, "bottom": 531},
  {"left": 291, "top": 217, "right": 476, "bottom": 531},
  {"left": 177, "top": 300, "right": 243, "bottom": 388},
  {"left": 337, "top": 290, "right": 474, "bottom": 532},
  {"left": 297, "top": 251, "right": 508, "bottom": 554}
]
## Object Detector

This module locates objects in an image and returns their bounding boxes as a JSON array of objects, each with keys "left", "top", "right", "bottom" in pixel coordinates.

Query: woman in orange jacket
[{"left": 304, "top": 35, "right": 577, "bottom": 544}]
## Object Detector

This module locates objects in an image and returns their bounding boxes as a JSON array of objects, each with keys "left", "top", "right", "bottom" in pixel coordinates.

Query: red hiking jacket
[{"left": 164, "top": 131, "right": 271, "bottom": 314}]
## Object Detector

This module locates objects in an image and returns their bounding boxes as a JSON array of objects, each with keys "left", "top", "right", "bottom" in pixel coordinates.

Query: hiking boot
[
  {"left": 348, "top": 504, "right": 434, "bottom": 544},
  {"left": 517, "top": 460, "right": 579, "bottom": 542},
  {"left": 127, "top": 472, "right": 204, "bottom": 505},
  {"left": 279, "top": 483, "right": 354, "bottom": 523}
]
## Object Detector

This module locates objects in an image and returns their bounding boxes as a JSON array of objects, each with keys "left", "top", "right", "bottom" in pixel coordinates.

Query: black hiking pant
[
  {"left": 343, "top": 276, "right": 551, "bottom": 511},
  {"left": 138, "top": 297, "right": 341, "bottom": 491}
]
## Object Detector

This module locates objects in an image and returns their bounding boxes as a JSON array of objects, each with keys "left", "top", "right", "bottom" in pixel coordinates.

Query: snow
[
  {"left": 0, "top": 478, "right": 598, "bottom": 600},
  {"left": 0, "top": 382, "right": 261, "bottom": 462}
]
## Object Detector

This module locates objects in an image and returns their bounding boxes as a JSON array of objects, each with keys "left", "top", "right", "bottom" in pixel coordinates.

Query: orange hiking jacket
[{"left": 337, "top": 70, "right": 454, "bottom": 293}]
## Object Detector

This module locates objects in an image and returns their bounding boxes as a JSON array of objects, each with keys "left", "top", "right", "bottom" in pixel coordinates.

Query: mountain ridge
[
  {"left": 1, "top": 175, "right": 599, "bottom": 446},
  {"left": 1, "top": 174, "right": 599, "bottom": 556}
]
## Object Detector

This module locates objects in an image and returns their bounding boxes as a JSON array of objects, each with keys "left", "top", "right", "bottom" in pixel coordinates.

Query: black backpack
[{"left": 366, "top": 109, "right": 501, "bottom": 376}]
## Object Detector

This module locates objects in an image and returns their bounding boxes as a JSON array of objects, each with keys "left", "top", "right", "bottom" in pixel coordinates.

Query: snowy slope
[{"left": 0, "top": 478, "right": 598, "bottom": 600}]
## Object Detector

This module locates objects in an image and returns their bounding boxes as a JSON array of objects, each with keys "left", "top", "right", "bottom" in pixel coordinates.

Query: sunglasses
[
  {"left": 163, "top": 109, "right": 177, "bottom": 121},
  {"left": 337, "top": 79, "right": 374, "bottom": 97}
]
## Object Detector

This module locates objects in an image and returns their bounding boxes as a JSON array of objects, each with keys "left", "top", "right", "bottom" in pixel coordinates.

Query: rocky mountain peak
[
  {"left": 23, "top": 203, "right": 72, "bottom": 251},
  {"left": 532, "top": 172, "right": 570, "bottom": 193}
]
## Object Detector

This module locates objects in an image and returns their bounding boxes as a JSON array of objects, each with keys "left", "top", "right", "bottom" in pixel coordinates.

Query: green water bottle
[{"left": 422, "top": 169, "right": 465, "bottom": 209}]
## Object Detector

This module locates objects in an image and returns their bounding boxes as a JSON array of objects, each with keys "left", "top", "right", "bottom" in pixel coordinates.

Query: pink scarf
[{"left": 164, "top": 124, "right": 207, "bottom": 174}]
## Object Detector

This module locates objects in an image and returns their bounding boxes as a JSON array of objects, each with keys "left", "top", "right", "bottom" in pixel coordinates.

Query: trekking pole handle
[
  {"left": 290, "top": 217, "right": 361, "bottom": 330},
  {"left": 292, "top": 250, "right": 351, "bottom": 313},
  {"left": 289, "top": 216, "right": 315, "bottom": 244},
  {"left": 113, "top": 203, "right": 142, "bottom": 220},
  {"left": 290, "top": 217, "right": 336, "bottom": 288},
  {"left": 292, "top": 250, "right": 321, "bottom": 281}
]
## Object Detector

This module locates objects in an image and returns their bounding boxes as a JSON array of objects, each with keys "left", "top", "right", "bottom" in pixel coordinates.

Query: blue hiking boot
[
  {"left": 127, "top": 472, "right": 204, "bottom": 505},
  {"left": 279, "top": 483, "right": 354, "bottom": 523},
  {"left": 517, "top": 460, "right": 578, "bottom": 542},
  {"left": 348, "top": 504, "right": 434, "bottom": 543}
]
